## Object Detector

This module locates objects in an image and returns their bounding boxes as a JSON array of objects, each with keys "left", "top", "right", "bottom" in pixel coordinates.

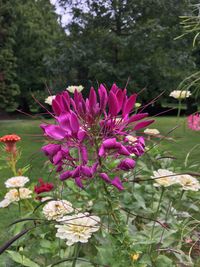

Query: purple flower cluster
[{"left": 41, "top": 84, "right": 154, "bottom": 190}]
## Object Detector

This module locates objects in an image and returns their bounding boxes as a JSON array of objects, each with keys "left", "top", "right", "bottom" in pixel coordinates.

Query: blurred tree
[
  {"left": 58, "top": 0, "right": 195, "bottom": 102},
  {"left": 0, "top": 0, "right": 68, "bottom": 113},
  {"left": 0, "top": 0, "right": 20, "bottom": 111}
]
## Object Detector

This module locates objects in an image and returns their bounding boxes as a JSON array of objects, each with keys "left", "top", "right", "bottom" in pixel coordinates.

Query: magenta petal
[
  {"left": 122, "top": 94, "right": 137, "bottom": 117},
  {"left": 98, "top": 145, "right": 105, "bottom": 157},
  {"left": 108, "top": 91, "right": 119, "bottom": 116},
  {"left": 98, "top": 84, "right": 108, "bottom": 111},
  {"left": 70, "top": 112, "right": 79, "bottom": 133},
  {"left": 100, "top": 173, "right": 111, "bottom": 184},
  {"left": 118, "top": 158, "right": 136, "bottom": 170},
  {"left": 133, "top": 120, "right": 155, "bottom": 131},
  {"left": 110, "top": 83, "right": 118, "bottom": 93},
  {"left": 111, "top": 177, "right": 124, "bottom": 191},
  {"left": 128, "top": 113, "right": 148, "bottom": 123},
  {"left": 81, "top": 166, "right": 93, "bottom": 177},
  {"left": 103, "top": 138, "right": 120, "bottom": 149},
  {"left": 41, "top": 144, "right": 61, "bottom": 156},
  {"left": 116, "top": 89, "right": 124, "bottom": 112},
  {"left": 75, "top": 177, "right": 84, "bottom": 188},
  {"left": 118, "top": 145, "right": 130, "bottom": 156},
  {"left": 53, "top": 151, "right": 63, "bottom": 165},
  {"left": 60, "top": 170, "right": 73, "bottom": 181},
  {"left": 80, "top": 146, "right": 88, "bottom": 164},
  {"left": 52, "top": 99, "right": 62, "bottom": 115},
  {"left": 89, "top": 87, "right": 97, "bottom": 109},
  {"left": 42, "top": 125, "right": 66, "bottom": 140}
]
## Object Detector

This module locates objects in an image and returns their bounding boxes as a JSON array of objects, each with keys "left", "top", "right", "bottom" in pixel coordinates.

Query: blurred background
[{"left": 0, "top": 0, "right": 200, "bottom": 117}]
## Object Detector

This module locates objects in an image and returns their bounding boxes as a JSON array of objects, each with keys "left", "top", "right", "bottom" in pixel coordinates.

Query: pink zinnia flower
[{"left": 188, "top": 113, "right": 200, "bottom": 131}]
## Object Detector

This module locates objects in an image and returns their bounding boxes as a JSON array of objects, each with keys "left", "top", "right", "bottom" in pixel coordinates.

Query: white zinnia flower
[
  {"left": 66, "top": 85, "right": 84, "bottom": 93},
  {"left": 45, "top": 95, "right": 56, "bottom": 105},
  {"left": 0, "top": 198, "right": 11, "bottom": 208},
  {"left": 176, "top": 174, "right": 200, "bottom": 191},
  {"left": 4, "top": 188, "right": 32, "bottom": 202},
  {"left": 42, "top": 200, "right": 74, "bottom": 220},
  {"left": 169, "top": 90, "right": 191, "bottom": 99},
  {"left": 151, "top": 169, "right": 177, "bottom": 187},
  {"left": 144, "top": 128, "right": 160, "bottom": 135},
  {"left": 5, "top": 176, "right": 29, "bottom": 188},
  {"left": 55, "top": 213, "right": 100, "bottom": 246}
]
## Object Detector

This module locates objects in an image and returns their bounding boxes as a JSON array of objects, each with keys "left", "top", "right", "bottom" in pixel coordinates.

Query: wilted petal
[{"left": 81, "top": 166, "right": 93, "bottom": 177}]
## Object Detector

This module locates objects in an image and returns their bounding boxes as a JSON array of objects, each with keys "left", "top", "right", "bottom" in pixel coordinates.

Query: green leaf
[
  {"left": 155, "top": 255, "right": 173, "bottom": 267},
  {"left": 7, "top": 250, "right": 40, "bottom": 267}
]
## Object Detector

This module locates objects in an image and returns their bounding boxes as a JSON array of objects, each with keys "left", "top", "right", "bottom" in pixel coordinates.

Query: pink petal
[
  {"left": 108, "top": 91, "right": 119, "bottom": 116},
  {"left": 133, "top": 120, "right": 155, "bottom": 131},
  {"left": 122, "top": 94, "right": 137, "bottom": 117}
]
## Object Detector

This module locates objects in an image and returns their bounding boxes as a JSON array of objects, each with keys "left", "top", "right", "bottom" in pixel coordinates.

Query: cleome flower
[
  {"left": 5, "top": 176, "right": 29, "bottom": 188},
  {"left": 42, "top": 200, "right": 74, "bottom": 220},
  {"left": 66, "top": 85, "right": 84, "bottom": 93},
  {"left": 55, "top": 212, "right": 100, "bottom": 246},
  {"left": 151, "top": 169, "right": 178, "bottom": 187},
  {"left": 45, "top": 95, "right": 56, "bottom": 105},
  {"left": 176, "top": 174, "right": 200, "bottom": 191},
  {"left": 169, "top": 90, "right": 191, "bottom": 99},
  {"left": 144, "top": 128, "right": 160, "bottom": 135},
  {"left": 4, "top": 188, "right": 32, "bottom": 202},
  {"left": 0, "top": 134, "right": 21, "bottom": 154},
  {"left": 187, "top": 113, "right": 200, "bottom": 131},
  {"left": 41, "top": 84, "right": 154, "bottom": 190}
]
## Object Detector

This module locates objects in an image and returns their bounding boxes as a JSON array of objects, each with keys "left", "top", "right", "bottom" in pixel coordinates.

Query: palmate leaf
[{"left": 7, "top": 250, "right": 40, "bottom": 267}]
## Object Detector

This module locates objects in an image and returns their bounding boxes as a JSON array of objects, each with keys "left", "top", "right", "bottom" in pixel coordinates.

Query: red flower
[
  {"left": 0, "top": 134, "right": 21, "bottom": 154},
  {"left": 34, "top": 178, "right": 54, "bottom": 194}
]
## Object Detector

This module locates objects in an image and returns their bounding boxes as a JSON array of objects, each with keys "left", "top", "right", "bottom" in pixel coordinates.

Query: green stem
[
  {"left": 72, "top": 242, "right": 81, "bottom": 267},
  {"left": 176, "top": 98, "right": 182, "bottom": 123},
  {"left": 149, "top": 187, "right": 165, "bottom": 253}
]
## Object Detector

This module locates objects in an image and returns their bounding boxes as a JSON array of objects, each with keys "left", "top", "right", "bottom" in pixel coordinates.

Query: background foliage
[{"left": 0, "top": 0, "right": 199, "bottom": 112}]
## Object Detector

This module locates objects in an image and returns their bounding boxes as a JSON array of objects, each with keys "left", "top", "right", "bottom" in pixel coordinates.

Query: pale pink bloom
[{"left": 187, "top": 113, "right": 200, "bottom": 131}]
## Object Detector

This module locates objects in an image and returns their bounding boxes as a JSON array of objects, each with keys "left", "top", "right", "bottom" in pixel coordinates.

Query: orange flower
[{"left": 0, "top": 134, "right": 21, "bottom": 153}]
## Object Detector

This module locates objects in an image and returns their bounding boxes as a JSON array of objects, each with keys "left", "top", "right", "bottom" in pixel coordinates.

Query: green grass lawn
[{"left": 0, "top": 117, "right": 199, "bottom": 192}]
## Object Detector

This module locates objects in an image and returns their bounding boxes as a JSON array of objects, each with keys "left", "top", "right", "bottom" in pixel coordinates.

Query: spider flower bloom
[
  {"left": 41, "top": 84, "right": 154, "bottom": 190},
  {"left": 34, "top": 178, "right": 54, "bottom": 194},
  {"left": 0, "top": 134, "right": 21, "bottom": 154},
  {"left": 188, "top": 113, "right": 200, "bottom": 131}
]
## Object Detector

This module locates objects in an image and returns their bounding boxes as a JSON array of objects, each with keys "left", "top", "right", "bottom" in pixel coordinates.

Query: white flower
[
  {"left": 41, "top": 196, "right": 53, "bottom": 202},
  {"left": 0, "top": 198, "right": 11, "bottom": 208},
  {"left": 55, "top": 213, "right": 100, "bottom": 246},
  {"left": 4, "top": 188, "right": 32, "bottom": 202},
  {"left": 66, "top": 85, "right": 84, "bottom": 93},
  {"left": 45, "top": 95, "right": 56, "bottom": 105},
  {"left": 126, "top": 135, "right": 138, "bottom": 143},
  {"left": 176, "top": 174, "right": 200, "bottom": 191},
  {"left": 5, "top": 176, "right": 29, "bottom": 188},
  {"left": 42, "top": 200, "right": 74, "bottom": 220},
  {"left": 135, "top": 102, "right": 141, "bottom": 108},
  {"left": 151, "top": 169, "right": 177, "bottom": 187},
  {"left": 144, "top": 128, "right": 160, "bottom": 135},
  {"left": 169, "top": 90, "right": 191, "bottom": 99}
]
